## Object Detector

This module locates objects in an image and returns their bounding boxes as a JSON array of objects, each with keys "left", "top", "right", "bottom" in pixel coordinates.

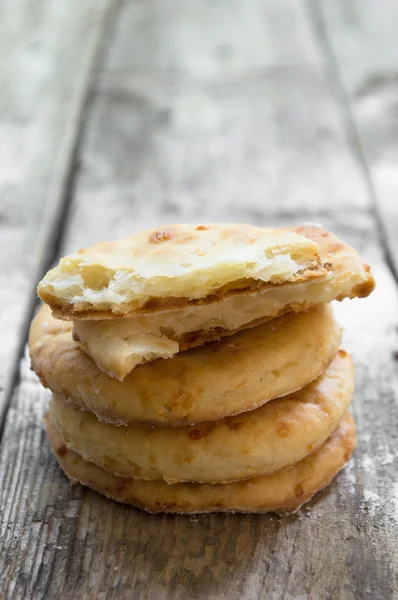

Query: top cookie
[
  {"left": 66, "top": 224, "right": 374, "bottom": 379},
  {"left": 37, "top": 223, "right": 325, "bottom": 318}
]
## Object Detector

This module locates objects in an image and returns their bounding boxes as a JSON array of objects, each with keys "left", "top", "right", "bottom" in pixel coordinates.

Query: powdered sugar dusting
[
  {"left": 361, "top": 490, "right": 382, "bottom": 517},
  {"left": 343, "top": 457, "right": 356, "bottom": 494},
  {"left": 380, "top": 451, "right": 394, "bottom": 466},
  {"left": 360, "top": 451, "right": 382, "bottom": 517}
]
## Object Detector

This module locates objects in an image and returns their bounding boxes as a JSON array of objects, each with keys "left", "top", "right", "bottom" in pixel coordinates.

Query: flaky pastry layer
[
  {"left": 38, "top": 223, "right": 326, "bottom": 317},
  {"left": 72, "top": 225, "right": 374, "bottom": 379}
]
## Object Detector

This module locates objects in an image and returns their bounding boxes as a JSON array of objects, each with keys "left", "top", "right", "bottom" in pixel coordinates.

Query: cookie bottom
[{"left": 46, "top": 412, "right": 356, "bottom": 515}]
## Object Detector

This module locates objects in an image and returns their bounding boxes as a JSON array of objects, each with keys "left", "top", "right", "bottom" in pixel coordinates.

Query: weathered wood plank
[
  {"left": 59, "top": 0, "right": 371, "bottom": 254},
  {"left": 0, "top": 0, "right": 112, "bottom": 425},
  {"left": 315, "top": 0, "right": 398, "bottom": 275},
  {"left": 1, "top": 1, "right": 397, "bottom": 598}
]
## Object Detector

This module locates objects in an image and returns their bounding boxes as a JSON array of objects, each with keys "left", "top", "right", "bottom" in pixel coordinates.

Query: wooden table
[{"left": 1, "top": 1, "right": 397, "bottom": 598}]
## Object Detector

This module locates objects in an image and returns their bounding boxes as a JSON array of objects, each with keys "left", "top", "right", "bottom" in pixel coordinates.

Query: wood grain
[
  {"left": 315, "top": 0, "right": 398, "bottom": 276},
  {"left": 59, "top": 0, "right": 371, "bottom": 255},
  {"left": 1, "top": 1, "right": 397, "bottom": 599},
  {"left": 0, "top": 0, "right": 111, "bottom": 425}
]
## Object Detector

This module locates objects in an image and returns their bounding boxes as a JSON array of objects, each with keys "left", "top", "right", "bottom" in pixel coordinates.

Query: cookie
[
  {"left": 30, "top": 304, "right": 341, "bottom": 425},
  {"left": 46, "top": 411, "right": 356, "bottom": 514},
  {"left": 49, "top": 351, "right": 353, "bottom": 484}
]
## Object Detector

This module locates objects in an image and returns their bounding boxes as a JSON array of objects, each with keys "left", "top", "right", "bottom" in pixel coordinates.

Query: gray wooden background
[{"left": 1, "top": 1, "right": 398, "bottom": 598}]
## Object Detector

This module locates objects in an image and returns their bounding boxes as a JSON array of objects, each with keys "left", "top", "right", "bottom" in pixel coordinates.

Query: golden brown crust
[
  {"left": 38, "top": 223, "right": 326, "bottom": 318},
  {"left": 289, "top": 224, "right": 375, "bottom": 300},
  {"left": 45, "top": 224, "right": 374, "bottom": 320},
  {"left": 29, "top": 304, "right": 342, "bottom": 426},
  {"left": 48, "top": 352, "right": 354, "bottom": 483},
  {"left": 46, "top": 412, "right": 356, "bottom": 514}
]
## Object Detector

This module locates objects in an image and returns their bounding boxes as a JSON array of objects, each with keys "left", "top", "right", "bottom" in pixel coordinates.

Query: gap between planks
[
  {"left": 307, "top": 0, "right": 398, "bottom": 289},
  {"left": 0, "top": 0, "right": 120, "bottom": 441}
]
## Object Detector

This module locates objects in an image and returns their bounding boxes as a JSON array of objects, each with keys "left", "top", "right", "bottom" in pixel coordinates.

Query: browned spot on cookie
[
  {"left": 188, "top": 421, "right": 215, "bottom": 440},
  {"left": 56, "top": 446, "right": 68, "bottom": 457},
  {"left": 149, "top": 230, "right": 172, "bottom": 244},
  {"left": 331, "top": 242, "right": 346, "bottom": 253},
  {"left": 196, "top": 225, "right": 208, "bottom": 231},
  {"left": 295, "top": 483, "right": 304, "bottom": 498},
  {"left": 306, "top": 444, "right": 313, "bottom": 453},
  {"left": 323, "top": 262, "right": 333, "bottom": 269},
  {"left": 352, "top": 279, "right": 375, "bottom": 298},
  {"left": 115, "top": 478, "right": 133, "bottom": 493},
  {"left": 276, "top": 421, "right": 290, "bottom": 438},
  {"left": 338, "top": 349, "right": 347, "bottom": 358},
  {"left": 189, "top": 429, "right": 204, "bottom": 441}
]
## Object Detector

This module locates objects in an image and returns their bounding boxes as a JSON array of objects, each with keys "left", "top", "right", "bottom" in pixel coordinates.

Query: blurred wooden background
[{"left": 0, "top": 1, "right": 397, "bottom": 598}]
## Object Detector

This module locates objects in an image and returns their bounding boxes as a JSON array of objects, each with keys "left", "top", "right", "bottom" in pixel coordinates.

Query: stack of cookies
[{"left": 29, "top": 223, "right": 374, "bottom": 514}]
